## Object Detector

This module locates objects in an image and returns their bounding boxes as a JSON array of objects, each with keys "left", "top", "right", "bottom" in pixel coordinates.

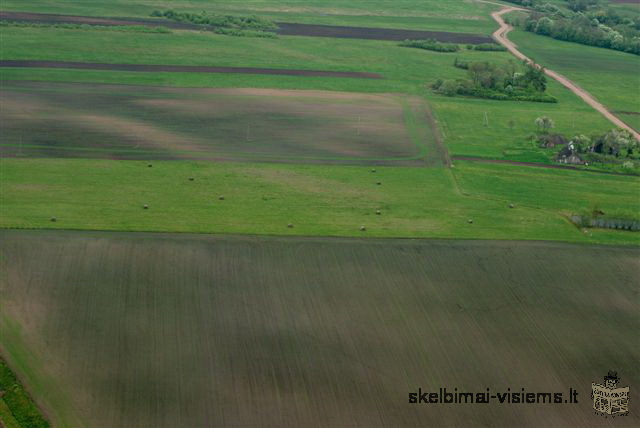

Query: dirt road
[{"left": 491, "top": 6, "right": 640, "bottom": 141}]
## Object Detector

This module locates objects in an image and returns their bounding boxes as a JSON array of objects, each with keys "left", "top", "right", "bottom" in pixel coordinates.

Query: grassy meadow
[
  {"left": 2, "top": 157, "right": 639, "bottom": 245},
  {"left": 508, "top": 27, "right": 640, "bottom": 118},
  {"left": 1, "top": 230, "right": 639, "bottom": 427},
  {"left": 0, "top": 0, "right": 501, "bottom": 33}
]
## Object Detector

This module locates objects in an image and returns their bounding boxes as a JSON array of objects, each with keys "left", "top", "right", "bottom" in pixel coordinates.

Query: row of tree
[{"left": 505, "top": 1, "right": 640, "bottom": 55}]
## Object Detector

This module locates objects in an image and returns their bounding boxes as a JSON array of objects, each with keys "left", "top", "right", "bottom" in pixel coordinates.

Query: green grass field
[
  {"left": 2, "top": 157, "right": 639, "bottom": 245},
  {"left": 508, "top": 26, "right": 640, "bottom": 118},
  {"left": 0, "top": 0, "right": 501, "bottom": 33},
  {"left": 1, "top": 230, "right": 638, "bottom": 427},
  {"left": 1, "top": 1, "right": 639, "bottom": 426}
]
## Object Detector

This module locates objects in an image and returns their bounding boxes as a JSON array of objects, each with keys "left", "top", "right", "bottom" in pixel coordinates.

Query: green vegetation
[
  {"left": 151, "top": 9, "right": 278, "bottom": 31},
  {"left": 1, "top": 230, "right": 638, "bottom": 426},
  {"left": 508, "top": 0, "right": 640, "bottom": 55},
  {"left": 467, "top": 43, "right": 507, "bottom": 51},
  {"left": 399, "top": 39, "right": 460, "bottom": 52},
  {"left": 550, "top": 128, "right": 640, "bottom": 166},
  {"left": 507, "top": 25, "right": 640, "bottom": 115},
  {"left": 0, "top": 358, "right": 49, "bottom": 428},
  {"left": 150, "top": 9, "right": 279, "bottom": 37},
  {"left": 433, "top": 60, "right": 558, "bottom": 102},
  {"left": 2, "top": 157, "right": 639, "bottom": 245},
  {"left": 0, "top": 0, "right": 502, "bottom": 34},
  {"left": 0, "top": 20, "right": 172, "bottom": 33}
]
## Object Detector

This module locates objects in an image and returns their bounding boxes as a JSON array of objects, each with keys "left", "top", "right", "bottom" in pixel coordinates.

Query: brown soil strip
[
  {"left": 490, "top": 5, "right": 640, "bottom": 141},
  {"left": 453, "top": 155, "right": 639, "bottom": 177},
  {"left": 0, "top": 11, "right": 493, "bottom": 44},
  {"left": 0, "top": 60, "right": 383, "bottom": 79}
]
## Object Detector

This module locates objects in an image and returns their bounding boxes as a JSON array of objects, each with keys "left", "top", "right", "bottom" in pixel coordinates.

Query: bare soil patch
[
  {"left": 0, "top": 81, "right": 434, "bottom": 165},
  {"left": 0, "top": 60, "right": 383, "bottom": 79},
  {"left": 1, "top": 230, "right": 638, "bottom": 427}
]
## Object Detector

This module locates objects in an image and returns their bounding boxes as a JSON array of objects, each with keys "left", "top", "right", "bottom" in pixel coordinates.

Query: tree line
[{"left": 504, "top": 0, "right": 640, "bottom": 55}]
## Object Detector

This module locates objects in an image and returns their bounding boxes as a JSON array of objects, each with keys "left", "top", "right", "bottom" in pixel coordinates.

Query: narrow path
[{"left": 491, "top": 6, "right": 640, "bottom": 141}]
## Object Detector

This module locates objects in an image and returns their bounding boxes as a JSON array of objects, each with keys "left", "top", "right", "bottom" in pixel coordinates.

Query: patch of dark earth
[
  {"left": 453, "top": 156, "right": 639, "bottom": 177},
  {"left": 0, "top": 60, "right": 383, "bottom": 79},
  {"left": 0, "top": 11, "right": 493, "bottom": 43}
]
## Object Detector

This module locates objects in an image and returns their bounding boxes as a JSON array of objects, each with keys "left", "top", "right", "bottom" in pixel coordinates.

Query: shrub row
[
  {"left": 467, "top": 43, "right": 507, "bottom": 51},
  {"left": 151, "top": 10, "right": 278, "bottom": 31},
  {"left": 399, "top": 39, "right": 460, "bottom": 52}
]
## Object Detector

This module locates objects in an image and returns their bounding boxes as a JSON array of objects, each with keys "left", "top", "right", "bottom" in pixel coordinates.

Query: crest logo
[{"left": 592, "top": 371, "right": 629, "bottom": 417}]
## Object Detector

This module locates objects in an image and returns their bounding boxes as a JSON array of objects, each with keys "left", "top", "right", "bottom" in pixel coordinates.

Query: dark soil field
[
  {"left": 1, "top": 230, "right": 638, "bottom": 427},
  {"left": 0, "top": 82, "right": 434, "bottom": 165},
  {"left": 0, "top": 60, "right": 383, "bottom": 79},
  {"left": 0, "top": 11, "right": 494, "bottom": 43}
]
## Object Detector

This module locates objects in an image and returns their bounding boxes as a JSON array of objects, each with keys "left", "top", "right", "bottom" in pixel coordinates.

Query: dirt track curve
[{"left": 491, "top": 6, "right": 640, "bottom": 141}]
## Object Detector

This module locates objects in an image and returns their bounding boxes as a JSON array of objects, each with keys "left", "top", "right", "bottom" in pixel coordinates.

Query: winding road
[{"left": 491, "top": 6, "right": 640, "bottom": 141}]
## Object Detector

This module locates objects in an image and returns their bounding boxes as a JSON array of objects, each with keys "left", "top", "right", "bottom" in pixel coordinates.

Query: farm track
[
  {"left": 490, "top": 6, "right": 640, "bottom": 141},
  {"left": 0, "top": 11, "right": 493, "bottom": 43},
  {"left": 453, "top": 155, "right": 640, "bottom": 177},
  {"left": 0, "top": 59, "right": 383, "bottom": 79}
]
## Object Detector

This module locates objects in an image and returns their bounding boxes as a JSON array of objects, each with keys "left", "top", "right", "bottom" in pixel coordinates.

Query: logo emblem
[{"left": 592, "top": 371, "right": 629, "bottom": 417}]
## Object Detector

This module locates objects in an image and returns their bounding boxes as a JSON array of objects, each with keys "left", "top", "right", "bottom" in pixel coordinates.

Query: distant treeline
[
  {"left": 504, "top": 0, "right": 640, "bottom": 55},
  {"left": 433, "top": 60, "right": 557, "bottom": 103},
  {"left": 151, "top": 10, "right": 278, "bottom": 37},
  {"left": 399, "top": 40, "right": 506, "bottom": 53}
]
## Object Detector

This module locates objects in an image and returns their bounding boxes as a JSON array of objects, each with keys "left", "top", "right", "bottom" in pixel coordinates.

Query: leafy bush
[
  {"left": 453, "top": 57, "right": 469, "bottom": 69},
  {"left": 468, "top": 43, "right": 507, "bottom": 51},
  {"left": 152, "top": 10, "right": 278, "bottom": 31},
  {"left": 435, "top": 60, "right": 557, "bottom": 102},
  {"left": 399, "top": 39, "right": 459, "bottom": 52}
]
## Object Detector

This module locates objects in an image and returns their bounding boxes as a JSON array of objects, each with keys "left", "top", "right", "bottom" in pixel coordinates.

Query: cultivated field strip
[
  {"left": 0, "top": 82, "right": 436, "bottom": 165},
  {"left": 1, "top": 231, "right": 638, "bottom": 427},
  {"left": 0, "top": 60, "right": 384, "bottom": 79},
  {"left": 0, "top": 11, "right": 494, "bottom": 43}
]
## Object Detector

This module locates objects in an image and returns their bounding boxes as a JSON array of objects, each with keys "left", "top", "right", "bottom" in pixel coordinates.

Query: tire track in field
[{"left": 488, "top": 4, "right": 640, "bottom": 141}]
